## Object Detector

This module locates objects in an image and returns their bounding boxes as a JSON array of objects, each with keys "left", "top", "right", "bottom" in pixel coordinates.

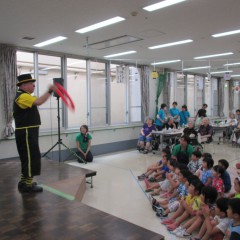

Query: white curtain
[
  {"left": 0, "top": 44, "right": 17, "bottom": 138},
  {"left": 218, "top": 78, "right": 225, "bottom": 117}
]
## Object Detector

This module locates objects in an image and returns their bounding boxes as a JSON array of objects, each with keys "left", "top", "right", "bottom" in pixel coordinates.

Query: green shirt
[
  {"left": 235, "top": 193, "right": 240, "bottom": 198},
  {"left": 172, "top": 144, "right": 194, "bottom": 160},
  {"left": 76, "top": 133, "right": 92, "bottom": 152}
]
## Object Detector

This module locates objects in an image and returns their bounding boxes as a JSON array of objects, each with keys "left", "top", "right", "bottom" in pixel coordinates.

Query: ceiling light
[
  {"left": 224, "top": 62, "right": 240, "bottom": 66},
  {"left": 212, "top": 29, "right": 240, "bottom": 38},
  {"left": 194, "top": 52, "right": 233, "bottom": 59},
  {"left": 104, "top": 51, "right": 136, "bottom": 58},
  {"left": 149, "top": 39, "right": 193, "bottom": 49},
  {"left": 143, "top": 0, "right": 187, "bottom": 12},
  {"left": 210, "top": 70, "right": 233, "bottom": 74},
  {"left": 183, "top": 66, "right": 210, "bottom": 71},
  {"left": 75, "top": 16, "right": 125, "bottom": 33},
  {"left": 151, "top": 60, "right": 181, "bottom": 65},
  {"left": 34, "top": 36, "right": 67, "bottom": 47}
]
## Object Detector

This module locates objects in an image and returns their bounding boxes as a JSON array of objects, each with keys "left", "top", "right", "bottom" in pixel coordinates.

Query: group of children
[{"left": 137, "top": 148, "right": 240, "bottom": 239}]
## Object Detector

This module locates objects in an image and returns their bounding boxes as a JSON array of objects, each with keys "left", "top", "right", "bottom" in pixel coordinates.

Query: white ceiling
[{"left": 1, "top": 0, "right": 240, "bottom": 76}]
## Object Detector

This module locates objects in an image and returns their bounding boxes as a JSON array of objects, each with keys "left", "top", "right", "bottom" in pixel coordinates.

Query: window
[
  {"left": 195, "top": 76, "right": 204, "bottom": 115},
  {"left": 17, "top": 51, "right": 34, "bottom": 76},
  {"left": 66, "top": 58, "right": 87, "bottom": 128},
  {"left": 129, "top": 66, "right": 141, "bottom": 122},
  {"left": 186, "top": 74, "right": 195, "bottom": 116},
  {"left": 110, "top": 64, "right": 127, "bottom": 124},
  {"left": 176, "top": 73, "right": 185, "bottom": 107},
  {"left": 38, "top": 54, "right": 62, "bottom": 130},
  {"left": 90, "top": 61, "right": 107, "bottom": 126}
]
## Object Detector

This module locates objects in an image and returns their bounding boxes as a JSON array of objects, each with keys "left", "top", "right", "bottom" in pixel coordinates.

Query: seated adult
[
  {"left": 172, "top": 135, "right": 194, "bottom": 165},
  {"left": 179, "top": 105, "right": 190, "bottom": 127},
  {"left": 182, "top": 121, "right": 198, "bottom": 145},
  {"left": 76, "top": 124, "right": 93, "bottom": 162},
  {"left": 226, "top": 112, "right": 237, "bottom": 139},
  {"left": 183, "top": 121, "right": 198, "bottom": 138},
  {"left": 138, "top": 117, "right": 156, "bottom": 154},
  {"left": 198, "top": 117, "right": 213, "bottom": 143},
  {"left": 165, "top": 116, "right": 176, "bottom": 130},
  {"left": 233, "top": 119, "right": 240, "bottom": 143}
]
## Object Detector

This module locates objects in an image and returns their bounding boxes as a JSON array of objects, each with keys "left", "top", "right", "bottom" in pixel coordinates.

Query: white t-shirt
[{"left": 214, "top": 216, "right": 230, "bottom": 233}]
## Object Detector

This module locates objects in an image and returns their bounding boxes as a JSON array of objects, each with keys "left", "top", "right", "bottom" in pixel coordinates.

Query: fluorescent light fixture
[
  {"left": 151, "top": 60, "right": 181, "bottom": 65},
  {"left": 183, "top": 66, "right": 210, "bottom": 71},
  {"left": 34, "top": 36, "right": 67, "bottom": 47},
  {"left": 75, "top": 16, "right": 125, "bottom": 33},
  {"left": 224, "top": 62, "right": 240, "bottom": 66},
  {"left": 104, "top": 51, "right": 136, "bottom": 58},
  {"left": 210, "top": 70, "right": 233, "bottom": 74},
  {"left": 143, "top": 0, "right": 187, "bottom": 12},
  {"left": 212, "top": 29, "right": 240, "bottom": 38},
  {"left": 194, "top": 52, "right": 233, "bottom": 59},
  {"left": 149, "top": 39, "right": 193, "bottom": 49},
  {"left": 231, "top": 75, "right": 240, "bottom": 77}
]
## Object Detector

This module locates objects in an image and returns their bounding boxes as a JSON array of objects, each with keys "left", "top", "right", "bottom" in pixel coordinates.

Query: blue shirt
[
  {"left": 170, "top": 108, "right": 180, "bottom": 120},
  {"left": 179, "top": 110, "right": 190, "bottom": 125},
  {"left": 155, "top": 109, "right": 165, "bottom": 126},
  {"left": 222, "top": 170, "right": 232, "bottom": 192},
  {"left": 201, "top": 169, "right": 213, "bottom": 185},
  {"left": 142, "top": 123, "right": 155, "bottom": 136}
]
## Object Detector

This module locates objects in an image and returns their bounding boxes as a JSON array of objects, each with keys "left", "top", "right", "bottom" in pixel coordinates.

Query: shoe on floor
[
  {"left": 18, "top": 182, "right": 43, "bottom": 193},
  {"left": 176, "top": 229, "right": 191, "bottom": 237},
  {"left": 172, "top": 226, "right": 183, "bottom": 235},
  {"left": 143, "top": 149, "right": 148, "bottom": 154}
]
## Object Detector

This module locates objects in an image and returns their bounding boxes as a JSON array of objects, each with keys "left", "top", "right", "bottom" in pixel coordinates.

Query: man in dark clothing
[
  {"left": 13, "top": 74, "right": 55, "bottom": 193},
  {"left": 195, "top": 103, "right": 208, "bottom": 121}
]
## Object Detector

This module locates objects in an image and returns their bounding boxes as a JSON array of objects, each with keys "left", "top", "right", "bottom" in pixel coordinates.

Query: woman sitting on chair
[
  {"left": 198, "top": 117, "right": 213, "bottom": 143},
  {"left": 138, "top": 117, "right": 156, "bottom": 154},
  {"left": 165, "top": 116, "right": 176, "bottom": 130},
  {"left": 76, "top": 125, "right": 93, "bottom": 162}
]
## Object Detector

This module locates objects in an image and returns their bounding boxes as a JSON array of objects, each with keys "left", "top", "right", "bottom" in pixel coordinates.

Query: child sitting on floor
[
  {"left": 194, "top": 197, "right": 230, "bottom": 240},
  {"left": 218, "top": 159, "right": 232, "bottom": 193},
  {"left": 187, "top": 150, "right": 202, "bottom": 174},
  {"left": 171, "top": 186, "right": 218, "bottom": 238},
  {"left": 156, "top": 175, "right": 204, "bottom": 218},
  {"left": 200, "top": 156, "right": 214, "bottom": 186},
  {"left": 144, "top": 155, "right": 170, "bottom": 184},
  {"left": 146, "top": 158, "right": 178, "bottom": 196},
  {"left": 195, "top": 152, "right": 212, "bottom": 179},
  {"left": 229, "top": 176, "right": 240, "bottom": 199},
  {"left": 137, "top": 148, "right": 171, "bottom": 180},
  {"left": 226, "top": 198, "right": 240, "bottom": 239},
  {"left": 150, "top": 169, "right": 191, "bottom": 210},
  {"left": 212, "top": 165, "right": 225, "bottom": 198}
]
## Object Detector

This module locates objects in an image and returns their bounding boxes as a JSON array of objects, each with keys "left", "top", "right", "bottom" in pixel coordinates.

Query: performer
[
  {"left": 13, "top": 74, "right": 55, "bottom": 193},
  {"left": 76, "top": 125, "right": 93, "bottom": 162}
]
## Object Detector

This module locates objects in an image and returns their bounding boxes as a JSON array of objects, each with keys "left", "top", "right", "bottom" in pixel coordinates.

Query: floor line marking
[
  {"left": 129, "top": 169, "right": 149, "bottom": 200},
  {"left": 40, "top": 184, "right": 75, "bottom": 201}
]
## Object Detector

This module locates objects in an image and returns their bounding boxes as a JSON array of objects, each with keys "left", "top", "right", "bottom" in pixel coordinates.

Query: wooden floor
[{"left": 0, "top": 158, "right": 164, "bottom": 240}]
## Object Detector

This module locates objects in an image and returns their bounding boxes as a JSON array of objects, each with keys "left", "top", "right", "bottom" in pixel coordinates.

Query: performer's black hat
[{"left": 17, "top": 74, "right": 36, "bottom": 86}]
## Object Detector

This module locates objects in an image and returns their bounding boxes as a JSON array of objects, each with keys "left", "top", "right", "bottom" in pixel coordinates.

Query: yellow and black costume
[{"left": 13, "top": 74, "right": 43, "bottom": 193}]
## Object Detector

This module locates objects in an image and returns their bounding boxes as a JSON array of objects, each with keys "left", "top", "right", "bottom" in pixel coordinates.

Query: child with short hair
[
  {"left": 226, "top": 198, "right": 240, "bottom": 239},
  {"left": 151, "top": 169, "right": 191, "bottom": 211},
  {"left": 187, "top": 150, "right": 202, "bottom": 174},
  {"left": 146, "top": 158, "right": 178, "bottom": 195},
  {"left": 171, "top": 186, "right": 218, "bottom": 237},
  {"left": 218, "top": 159, "right": 232, "bottom": 193},
  {"left": 156, "top": 175, "right": 201, "bottom": 219},
  {"left": 229, "top": 176, "right": 240, "bottom": 199},
  {"left": 212, "top": 165, "right": 225, "bottom": 198},
  {"left": 144, "top": 156, "right": 170, "bottom": 192},
  {"left": 195, "top": 152, "right": 212, "bottom": 179},
  {"left": 201, "top": 157, "right": 214, "bottom": 186},
  {"left": 195, "top": 197, "right": 230, "bottom": 240},
  {"left": 137, "top": 148, "right": 171, "bottom": 180}
]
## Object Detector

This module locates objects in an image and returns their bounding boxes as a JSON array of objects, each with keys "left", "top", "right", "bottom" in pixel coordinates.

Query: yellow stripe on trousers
[{"left": 25, "top": 128, "right": 32, "bottom": 177}]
